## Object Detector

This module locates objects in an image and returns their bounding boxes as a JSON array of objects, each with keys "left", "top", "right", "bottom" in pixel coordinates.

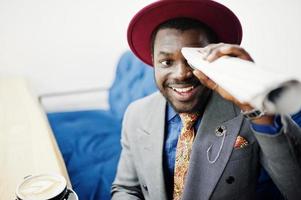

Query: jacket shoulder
[{"left": 125, "top": 92, "right": 163, "bottom": 115}]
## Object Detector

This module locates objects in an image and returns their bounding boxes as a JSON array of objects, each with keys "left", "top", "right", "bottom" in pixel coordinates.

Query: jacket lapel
[
  {"left": 139, "top": 92, "right": 168, "bottom": 200},
  {"left": 182, "top": 92, "right": 243, "bottom": 200}
]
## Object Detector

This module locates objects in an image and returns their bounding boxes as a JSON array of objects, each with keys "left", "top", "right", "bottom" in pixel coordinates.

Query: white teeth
[{"left": 172, "top": 86, "right": 194, "bottom": 93}]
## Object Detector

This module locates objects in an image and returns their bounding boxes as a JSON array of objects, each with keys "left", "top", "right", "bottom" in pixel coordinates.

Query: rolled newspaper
[{"left": 181, "top": 47, "right": 301, "bottom": 115}]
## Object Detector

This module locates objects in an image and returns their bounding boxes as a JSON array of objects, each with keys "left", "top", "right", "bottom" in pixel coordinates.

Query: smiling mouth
[
  {"left": 170, "top": 85, "right": 194, "bottom": 93},
  {"left": 168, "top": 84, "right": 200, "bottom": 101}
]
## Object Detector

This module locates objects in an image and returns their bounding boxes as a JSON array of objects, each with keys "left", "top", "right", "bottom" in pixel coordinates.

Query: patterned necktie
[{"left": 173, "top": 113, "right": 199, "bottom": 200}]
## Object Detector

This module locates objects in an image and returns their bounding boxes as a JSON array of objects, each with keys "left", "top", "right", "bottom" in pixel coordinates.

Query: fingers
[
  {"left": 198, "top": 43, "right": 224, "bottom": 59},
  {"left": 192, "top": 70, "right": 217, "bottom": 91},
  {"left": 200, "top": 43, "right": 254, "bottom": 62},
  {"left": 194, "top": 69, "right": 238, "bottom": 102},
  {"left": 193, "top": 69, "right": 233, "bottom": 102},
  {"left": 192, "top": 43, "right": 255, "bottom": 109}
]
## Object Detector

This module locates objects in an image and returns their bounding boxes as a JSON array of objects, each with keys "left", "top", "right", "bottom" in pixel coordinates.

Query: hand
[
  {"left": 198, "top": 43, "right": 254, "bottom": 63},
  {"left": 192, "top": 43, "right": 253, "bottom": 107},
  {"left": 192, "top": 43, "right": 274, "bottom": 124}
]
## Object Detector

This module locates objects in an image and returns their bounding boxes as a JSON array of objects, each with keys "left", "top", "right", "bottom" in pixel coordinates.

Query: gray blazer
[{"left": 112, "top": 92, "right": 301, "bottom": 200}]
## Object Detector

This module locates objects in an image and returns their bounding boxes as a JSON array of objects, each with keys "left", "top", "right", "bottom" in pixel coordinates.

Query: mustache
[{"left": 165, "top": 77, "right": 200, "bottom": 87}]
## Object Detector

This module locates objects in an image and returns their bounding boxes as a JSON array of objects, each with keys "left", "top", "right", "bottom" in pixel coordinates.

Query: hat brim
[{"left": 127, "top": 0, "right": 242, "bottom": 66}]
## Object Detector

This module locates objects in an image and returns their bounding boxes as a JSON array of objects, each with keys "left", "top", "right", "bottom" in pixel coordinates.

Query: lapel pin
[
  {"left": 215, "top": 125, "right": 227, "bottom": 137},
  {"left": 207, "top": 125, "right": 227, "bottom": 164}
]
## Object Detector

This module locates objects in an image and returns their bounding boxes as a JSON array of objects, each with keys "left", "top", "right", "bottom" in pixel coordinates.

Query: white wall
[
  {"left": 0, "top": 0, "right": 153, "bottom": 96},
  {"left": 0, "top": 0, "right": 300, "bottom": 110},
  {"left": 220, "top": 0, "right": 301, "bottom": 76}
]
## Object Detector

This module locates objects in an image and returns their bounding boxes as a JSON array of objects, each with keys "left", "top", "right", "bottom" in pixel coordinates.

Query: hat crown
[{"left": 128, "top": 0, "right": 242, "bottom": 66}]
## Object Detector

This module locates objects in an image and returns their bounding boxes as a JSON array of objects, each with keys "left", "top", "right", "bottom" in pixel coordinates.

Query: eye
[{"left": 159, "top": 59, "right": 173, "bottom": 67}]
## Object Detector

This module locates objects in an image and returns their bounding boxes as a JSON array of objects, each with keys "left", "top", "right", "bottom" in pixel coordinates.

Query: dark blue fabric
[
  {"left": 251, "top": 110, "right": 301, "bottom": 134},
  {"left": 48, "top": 110, "right": 122, "bottom": 200},
  {"left": 47, "top": 51, "right": 157, "bottom": 200},
  {"left": 251, "top": 116, "right": 282, "bottom": 134},
  {"left": 292, "top": 110, "right": 301, "bottom": 124}
]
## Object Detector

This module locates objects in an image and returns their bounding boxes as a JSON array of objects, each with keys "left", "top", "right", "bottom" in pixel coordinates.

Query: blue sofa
[{"left": 47, "top": 51, "right": 157, "bottom": 200}]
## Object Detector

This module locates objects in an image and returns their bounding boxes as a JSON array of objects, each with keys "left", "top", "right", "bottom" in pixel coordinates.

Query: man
[{"left": 112, "top": 0, "right": 301, "bottom": 199}]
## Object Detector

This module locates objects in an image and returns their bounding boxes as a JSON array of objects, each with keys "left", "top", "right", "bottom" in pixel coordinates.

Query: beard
[{"left": 157, "top": 79, "right": 212, "bottom": 114}]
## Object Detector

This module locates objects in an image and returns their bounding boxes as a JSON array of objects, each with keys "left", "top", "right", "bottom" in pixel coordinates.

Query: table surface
[{"left": 0, "top": 78, "right": 71, "bottom": 199}]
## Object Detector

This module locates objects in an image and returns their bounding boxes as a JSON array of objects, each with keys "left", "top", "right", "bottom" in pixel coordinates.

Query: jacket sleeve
[
  {"left": 111, "top": 108, "right": 144, "bottom": 200},
  {"left": 253, "top": 115, "right": 301, "bottom": 200}
]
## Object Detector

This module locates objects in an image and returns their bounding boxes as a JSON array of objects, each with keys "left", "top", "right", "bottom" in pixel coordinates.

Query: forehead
[{"left": 153, "top": 28, "right": 210, "bottom": 52}]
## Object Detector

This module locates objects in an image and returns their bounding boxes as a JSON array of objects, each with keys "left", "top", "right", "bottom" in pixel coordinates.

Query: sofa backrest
[{"left": 108, "top": 51, "right": 157, "bottom": 120}]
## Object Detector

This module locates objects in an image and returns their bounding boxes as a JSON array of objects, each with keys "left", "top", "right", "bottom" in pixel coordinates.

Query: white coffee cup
[{"left": 15, "top": 173, "right": 78, "bottom": 200}]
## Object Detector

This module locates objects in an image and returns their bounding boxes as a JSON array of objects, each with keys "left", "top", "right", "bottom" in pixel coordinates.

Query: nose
[{"left": 175, "top": 60, "right": 193, "bottom": 81}]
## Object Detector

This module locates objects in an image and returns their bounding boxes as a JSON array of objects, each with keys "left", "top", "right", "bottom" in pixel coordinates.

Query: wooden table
[{"left": 0, "top": 78, "right": 71, "bottom": 199}]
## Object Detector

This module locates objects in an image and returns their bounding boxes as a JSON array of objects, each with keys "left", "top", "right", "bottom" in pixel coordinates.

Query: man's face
[{"left": 153, "top": 28, "right": 212, "bottom": 113}]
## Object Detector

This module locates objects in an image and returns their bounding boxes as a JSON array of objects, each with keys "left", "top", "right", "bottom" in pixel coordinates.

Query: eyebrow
[
  {"left": 157, "top": 51, "right": 173, "bottom": 56},
  {"left": 190, "top": 42, "right": 208, "bottom": 47}
]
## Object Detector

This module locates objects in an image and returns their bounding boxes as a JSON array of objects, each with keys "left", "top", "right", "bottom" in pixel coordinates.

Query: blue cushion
[
  {"left": 48, "top": 110, "right": 121, "bottom": 200},
  {"left": 47, "top": 50, "right": 157, "bottom": 200},
  {"left": 109, "top": 51, "right": 157, "bottom": 120}
]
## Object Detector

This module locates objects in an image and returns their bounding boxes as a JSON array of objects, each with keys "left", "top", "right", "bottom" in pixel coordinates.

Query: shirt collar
[
  {"left": 167, "top": 103, "right": 178, "bottom": 122},
  {"left": 167, "top": 103, "right": 202, "bottom": 129}
]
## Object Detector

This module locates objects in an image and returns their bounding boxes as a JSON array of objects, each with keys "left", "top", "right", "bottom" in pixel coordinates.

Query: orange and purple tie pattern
[{"left": 173, "top": 113, "right": 199, "bottom": 200}]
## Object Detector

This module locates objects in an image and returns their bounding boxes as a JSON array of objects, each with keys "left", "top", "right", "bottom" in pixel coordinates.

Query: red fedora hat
[{"left": 127, "top": 0, "right": 242, "bottom": 66}]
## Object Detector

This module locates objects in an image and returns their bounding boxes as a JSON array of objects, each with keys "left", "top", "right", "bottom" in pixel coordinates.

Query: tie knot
[{"left": 179, "top": 113, "right": 199, "bottom": 130}]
